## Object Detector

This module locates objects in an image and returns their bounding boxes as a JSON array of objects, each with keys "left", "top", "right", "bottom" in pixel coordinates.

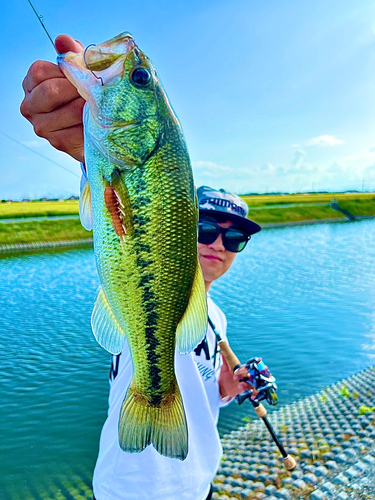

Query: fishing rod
[
  {"left": 0, "top": 131, "right": 80, "bottom": 179},
  {"left": 27, "top": 0, "right": 57, "bottom": 52},
  {"left": 209, "top": 317, "right": 296, "bottom": 471}
]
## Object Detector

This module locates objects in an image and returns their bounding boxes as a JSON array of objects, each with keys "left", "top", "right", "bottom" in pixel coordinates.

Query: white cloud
[
  {"left": 326, "top": 161, "right": 345, "bottom": 174},
  {"left": 363, "top": 163, "right": 375, "bottom": 179},
  {"left": 343, "top": 148, "right": 375, "bottom": 164},
  {"left": 306, "top": 135, "right": 344, "bottom": 147},
  {"left": 192, "top": 146, "right": 375, "bottom": 194},
  {"left": 291, "top": 149, "right": 305, "bottom": 166}
]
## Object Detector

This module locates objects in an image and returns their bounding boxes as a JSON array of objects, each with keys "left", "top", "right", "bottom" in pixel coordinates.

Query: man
[{"left": 21, "top": 35, "right": 262, "bottom": 500}]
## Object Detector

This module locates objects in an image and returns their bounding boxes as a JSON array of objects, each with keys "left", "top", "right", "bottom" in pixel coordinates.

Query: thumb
[{"left": 55, "top": 34, "right": 84, "bottom": 54}]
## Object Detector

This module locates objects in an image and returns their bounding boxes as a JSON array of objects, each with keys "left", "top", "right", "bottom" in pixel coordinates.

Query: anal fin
[
  {"left": 176, "top": 262, "right": 207, "bottom": 354},
  {"left": 91, "top": 286, "right": 127, "bottom": 354}
]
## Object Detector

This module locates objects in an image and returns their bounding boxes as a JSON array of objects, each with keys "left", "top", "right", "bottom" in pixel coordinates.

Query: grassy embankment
[
  {"left": 242, "top": 192, "right": 375, "bottom": 225},
  {"left": 0, "top": 201, "right": 89, "bottom": 246},
  {"left": 0, "top": 193, "right": 374, "bottom": 246},
  {"left": 0, "top": 200, "right": 79, "bottom": 219}
]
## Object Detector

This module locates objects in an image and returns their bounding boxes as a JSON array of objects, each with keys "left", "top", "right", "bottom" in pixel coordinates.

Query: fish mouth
[
  {"left": 83, "top": 32, "right": 136, "bottom": 74},
  {"left": 57, "top": 32, "right": 137, "bottom": 102}
]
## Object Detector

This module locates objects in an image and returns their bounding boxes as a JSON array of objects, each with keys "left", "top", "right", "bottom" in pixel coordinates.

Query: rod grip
[
  {"left": 254, "top": 403, "right": 267, "bottom": 418},
  {"left": 218, "top": 340, "right": 241, "bottom": 372},
  {"left": 283, "top": 454, "right": 297, "bottom": 470}
]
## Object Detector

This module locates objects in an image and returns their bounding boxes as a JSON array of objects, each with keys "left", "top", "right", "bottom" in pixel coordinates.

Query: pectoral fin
[
  {"left": 176, "top": 262, "right": 207, "bottom": 354},
  {"left": 91, "top": 286, "right": 127, "bottom": 354},
  {"left": 79, "top": 174, "right": 93, "bottom": 230}
]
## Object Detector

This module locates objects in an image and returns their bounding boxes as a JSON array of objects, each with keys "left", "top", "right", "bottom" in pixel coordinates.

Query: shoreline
[
  {"left": 261, "top": 214, "right": 375, "bottom": 229},
  {"left": 0, "top": 238, "right": 93, "bottom": 254},
  {"left": 10, "top": 365, "right": 375, "bottom": 499},
  {"left": 213, "top": 365, "right": 375, "bottom": 499},
  {"left": 1, "top": 216, "right": 374, "bottom": 255}
]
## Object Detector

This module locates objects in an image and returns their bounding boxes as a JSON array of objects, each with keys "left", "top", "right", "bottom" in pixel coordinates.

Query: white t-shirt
[{"left": 93, "top": 296, "right": 228, "bottom": 500}]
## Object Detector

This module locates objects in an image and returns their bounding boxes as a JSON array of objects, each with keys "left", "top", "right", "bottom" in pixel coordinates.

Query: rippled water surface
[{"left": 1, "top": 220, "right": 375, "bottom": 496}]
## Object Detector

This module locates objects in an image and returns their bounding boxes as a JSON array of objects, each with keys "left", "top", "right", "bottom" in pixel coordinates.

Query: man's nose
[{"left": 208, "top": 233, "right": 225, "bottom": 251}]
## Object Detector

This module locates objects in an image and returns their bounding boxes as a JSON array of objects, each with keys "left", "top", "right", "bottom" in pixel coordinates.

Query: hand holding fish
[{"left": 20, "top": 35, "right": 85, "bottom": 162}]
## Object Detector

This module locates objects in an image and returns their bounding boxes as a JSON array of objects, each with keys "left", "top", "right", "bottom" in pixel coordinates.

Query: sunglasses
[{"left": 198, "top": 221, "right": 250, "bottom": 253}]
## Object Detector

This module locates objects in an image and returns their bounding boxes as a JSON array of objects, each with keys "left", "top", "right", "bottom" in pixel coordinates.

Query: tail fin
[{"left": 118, "top": 380, "right": 188, "bottom": 461}]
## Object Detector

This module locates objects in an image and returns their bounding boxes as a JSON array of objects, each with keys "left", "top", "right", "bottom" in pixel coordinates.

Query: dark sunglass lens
[
  {"left": 223, "top": 230, "right": 249, "bottom": 252},
  {"left": 198, "top": 223, "right": 219, "bottom": 245}
]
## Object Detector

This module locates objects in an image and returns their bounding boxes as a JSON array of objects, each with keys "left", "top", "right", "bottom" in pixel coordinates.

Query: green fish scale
[
  {"left": 123, "top": 138, "right": 197, "bottom": 405},
  {"left": 88, "top": 131, "right": 197, "bottom": 408}
]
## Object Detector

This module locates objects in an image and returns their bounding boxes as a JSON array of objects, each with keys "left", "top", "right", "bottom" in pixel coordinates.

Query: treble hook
[{"left": 83, "top": 44, "right": 104, "bottom": 86}]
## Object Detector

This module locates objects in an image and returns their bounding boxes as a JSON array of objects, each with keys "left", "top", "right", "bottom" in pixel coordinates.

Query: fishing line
[
  {"left": 0, "top": 131, "right": 80, "bottom": 179},
  {"left": 27, "top": 0, "right": 57, "bottom": 52},
  {"left": 83, "top": 44, "right": 104, "bottom": 86}
]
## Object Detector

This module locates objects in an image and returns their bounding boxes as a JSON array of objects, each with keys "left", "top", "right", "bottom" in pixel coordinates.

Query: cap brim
[{"left": 199, "top": 209, "right": 262, "bottom": 235}]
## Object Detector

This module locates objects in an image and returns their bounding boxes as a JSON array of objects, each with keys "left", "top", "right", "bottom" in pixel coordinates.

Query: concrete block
[
  {"left": 332, "top": 473, "right": 349, "bottom": 486},
  {"left": 275, "top": 489, "right": 291, "bottom": 499},
  {"left": 315, "top": 466, "right": 329, "bottom": 477},
  {"left": 320, "top": 482, "right": 336, "bottom": 494},
  {"left": 303, "top": 473, "right": 319, "bottom": 485},
  {"left": 309, "top": 491, "right": 326, "bottom": 500}
]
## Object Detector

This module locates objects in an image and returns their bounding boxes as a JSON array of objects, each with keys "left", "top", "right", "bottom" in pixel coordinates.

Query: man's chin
[{"left": 201, "top": 265, "right": 226, "bottom": 283}]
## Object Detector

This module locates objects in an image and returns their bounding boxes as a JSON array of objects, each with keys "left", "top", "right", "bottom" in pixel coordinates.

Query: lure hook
[{"left": 84, "top": 44, "right": 104, "bottom": 86}]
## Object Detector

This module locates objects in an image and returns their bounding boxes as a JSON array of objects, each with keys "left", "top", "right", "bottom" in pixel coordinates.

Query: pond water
[{"left": 1, "top": 219, "right": 375, "bottom": 497}]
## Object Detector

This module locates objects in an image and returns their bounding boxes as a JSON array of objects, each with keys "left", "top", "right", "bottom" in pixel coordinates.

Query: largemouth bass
[{"left": 58, "top": 33, "right": 207, "bottom": 460}]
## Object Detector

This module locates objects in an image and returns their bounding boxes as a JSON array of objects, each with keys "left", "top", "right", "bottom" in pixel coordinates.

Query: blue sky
[{"left": 1, "top": 0, "right": 375, "bottom": 199}]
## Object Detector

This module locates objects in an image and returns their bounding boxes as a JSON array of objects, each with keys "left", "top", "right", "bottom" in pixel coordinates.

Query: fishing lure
[{"left": 104, "top": 186, "right": 126, "bottom": 250}]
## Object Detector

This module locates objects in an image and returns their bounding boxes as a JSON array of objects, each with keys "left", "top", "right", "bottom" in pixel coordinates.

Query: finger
[
  {"left": 234, "top": 367, "right": 249, "bottom": 376},
  {"left": 238, "top": 382, "right": 250, "bottom": 393},
  {"left": 234, "top": 370, "right": 250, "bottom": 381},
  {"left": 250, "top": 389, "right": 259, "bottom": 400},
  {"left": 47, "top": 125, "right": 84, "bottom": 163},
  {"left": 22, "top": 61, "right": 64, "bottom": 95},
  {"left": 55, "top": 34, "right": 84, "bottom": 54},
  {"left": 32, "top": 98, "right": 84, "bottom": 136},
  {"left": 22, "top": 78, "right": 81, "bottom": 116}
]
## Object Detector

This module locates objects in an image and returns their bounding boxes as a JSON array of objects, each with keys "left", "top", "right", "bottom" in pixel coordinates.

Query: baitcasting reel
[
  {"left": 218, "top": 340, "right": 297, "bottom": 469},
  {"left": 236, "top": 357, "right": 278, "bottom": 407}
]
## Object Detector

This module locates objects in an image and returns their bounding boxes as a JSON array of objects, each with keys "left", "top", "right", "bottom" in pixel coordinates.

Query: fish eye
[{"left": 130, "top": 66, "right": 152, "bottom": 88}]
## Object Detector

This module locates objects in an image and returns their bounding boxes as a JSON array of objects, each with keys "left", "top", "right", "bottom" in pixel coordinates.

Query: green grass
[
  {"left": 0, "top": 200, "right": 79, "bottom": 219},
  {"left": 0, "top": 193, "right": 374, "bottom": 247},
  {"left": 245, "top": 205, "right": 346, "bottom": 224},
  {"left": 240, "top": 192, "right": 375, "bottom": 224},
  {"left": 338, "top": 198, "right": 375, "bottom": 216},
  {"left": 0, "top": 219, "right": 91, "bottom": 246},
  {"left": 241, "top": 192, "right": 375, "bottom": 207}
]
